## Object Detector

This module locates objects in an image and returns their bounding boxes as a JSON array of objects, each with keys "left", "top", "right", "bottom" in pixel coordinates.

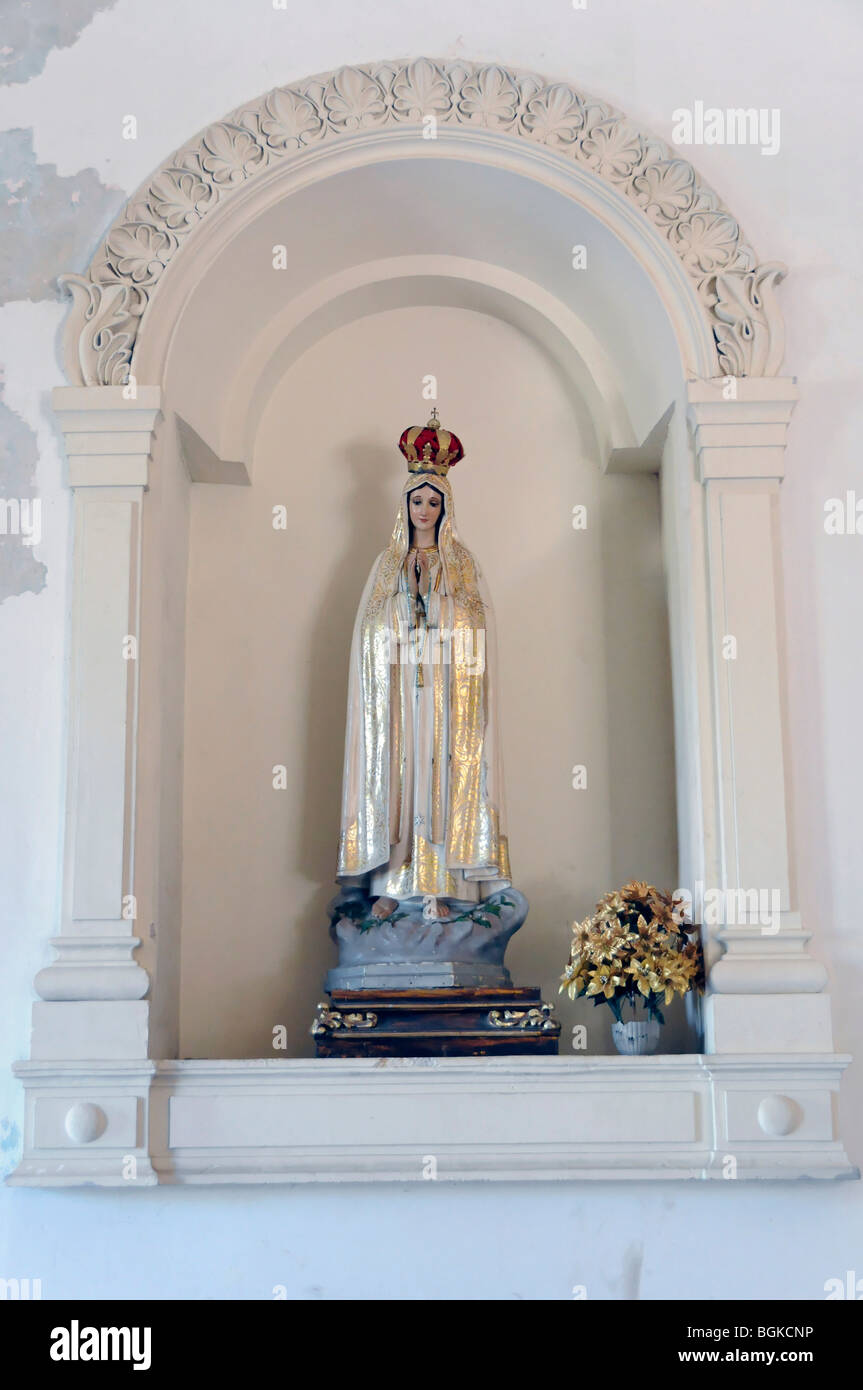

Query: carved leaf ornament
[{"left": 60, "top": 58, "right": 785, "bottom": 386}]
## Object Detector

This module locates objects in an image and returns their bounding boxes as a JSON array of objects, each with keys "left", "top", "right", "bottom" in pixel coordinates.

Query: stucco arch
[{"left": 57, "top": 58, "right": 787, "bottom": 390}]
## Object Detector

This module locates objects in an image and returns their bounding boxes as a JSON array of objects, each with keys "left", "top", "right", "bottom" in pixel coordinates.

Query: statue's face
[{"left": 408, "top": 484, "right": 443, "bottom": 533}]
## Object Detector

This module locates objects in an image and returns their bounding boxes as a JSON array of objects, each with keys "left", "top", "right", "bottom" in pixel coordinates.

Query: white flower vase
[{"left": 611, "top": 1004, "right": 662, "bottom": 1055}]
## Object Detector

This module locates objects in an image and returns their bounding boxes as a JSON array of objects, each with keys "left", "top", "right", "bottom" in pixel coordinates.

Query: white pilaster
[
  {"left": 32, "top": 386, "right": 162, "bottom": 1059},
  {"left": 688, "top": 378, "right": 833, "bottom": 1052}
]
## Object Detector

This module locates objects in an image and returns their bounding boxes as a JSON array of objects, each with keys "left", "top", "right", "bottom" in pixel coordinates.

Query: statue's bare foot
[
  {"left": 371, "top": 896, "right": 399, "bottom": 920},
  {"left": 423, "top": 897, "right": 451, "bottom": 920}
]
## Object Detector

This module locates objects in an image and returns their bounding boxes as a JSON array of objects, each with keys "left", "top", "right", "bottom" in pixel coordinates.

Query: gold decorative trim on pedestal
[
  {"left": 488, "top": 1003, "right": 557, "bottom": 1031},
  {"left": 311, "top": 1003, "right": 379, "bottom": 1036}
]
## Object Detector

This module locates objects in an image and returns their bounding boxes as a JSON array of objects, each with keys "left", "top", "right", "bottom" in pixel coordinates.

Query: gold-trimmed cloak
[{"left": 337, "top": 471, "right": 510, "bottom": 901}]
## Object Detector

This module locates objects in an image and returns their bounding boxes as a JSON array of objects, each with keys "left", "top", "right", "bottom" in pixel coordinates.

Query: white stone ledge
[{"left": 8, "top": 1055, "right": 857, "bottom": 1187}]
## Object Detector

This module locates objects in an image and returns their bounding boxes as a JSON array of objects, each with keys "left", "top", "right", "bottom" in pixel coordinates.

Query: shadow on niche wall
[
  {"left": 597, "top": 473, "right": 690, "bottom": 1054},
  {"left": 283, "top": 440, "right": 400, "bottom": 1051},
  {"left": 503, "top": 472, "right": 686, "bottom": 1057}
]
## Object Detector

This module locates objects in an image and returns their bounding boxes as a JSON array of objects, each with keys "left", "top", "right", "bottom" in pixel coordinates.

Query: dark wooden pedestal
[{"left": 312, "top": 985, "right": 560, "bottom": 1058}]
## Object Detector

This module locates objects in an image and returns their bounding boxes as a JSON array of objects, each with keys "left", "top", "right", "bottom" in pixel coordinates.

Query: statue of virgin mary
[{"left": 336, "top": 410, "right": 512, "bottom": 928}]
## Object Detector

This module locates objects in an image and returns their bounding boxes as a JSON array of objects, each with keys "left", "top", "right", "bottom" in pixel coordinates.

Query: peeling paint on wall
[
  {"left": 0, "top": 375, "right": 47, "bottom": 603},
  {"left": 0, "top": 1117, "right": 21, "bottom": 1179},
  {"left": 0, "top": 128, "right": 124, "bottom": 303},
  {"left": 0, "top": 0, "right": 119, "bottom": 85},
  {"left": 0, "top": 127, "right": 124, "bottom": 602}
]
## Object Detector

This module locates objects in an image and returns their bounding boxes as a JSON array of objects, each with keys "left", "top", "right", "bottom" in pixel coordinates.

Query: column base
[
  {"left": 705, "top": 993, "right": 835, "bottom": 1053},
  {"left": 30, "top": 1000, "right": 150, "bottom": 1060}
]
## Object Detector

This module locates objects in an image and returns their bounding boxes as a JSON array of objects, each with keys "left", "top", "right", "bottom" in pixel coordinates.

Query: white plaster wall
[{"left": 2, "top": 0, "right": 861, "bottom": 1300}]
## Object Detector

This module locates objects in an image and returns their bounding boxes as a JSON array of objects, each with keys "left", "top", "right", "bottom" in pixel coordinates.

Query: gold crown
[{"left": 398, "top": 408, "right": 465, "bottom": 476}]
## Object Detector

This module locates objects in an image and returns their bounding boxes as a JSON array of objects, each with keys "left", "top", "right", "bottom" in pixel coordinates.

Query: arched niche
[
  {"left": 157, "top": 147, "right": 685, "bottom": 1060},
  {"left": 13, "top": 60, "right": 853, "bottom": 1187}
]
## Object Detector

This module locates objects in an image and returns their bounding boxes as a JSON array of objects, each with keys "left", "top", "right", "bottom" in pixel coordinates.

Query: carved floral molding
[{"left": 59, "top": 58, "right": 786, "bottom": 386}]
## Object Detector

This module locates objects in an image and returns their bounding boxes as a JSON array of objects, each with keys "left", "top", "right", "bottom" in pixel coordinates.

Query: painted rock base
[{"left": 326, "top": 888, "right": 528, "bottom": 992}]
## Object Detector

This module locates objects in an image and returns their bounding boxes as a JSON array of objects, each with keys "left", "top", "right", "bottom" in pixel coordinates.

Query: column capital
[
  {"left": 686, "top": 376, "right": 798, "bottom": 482},
  {"left": 51, "top": 385, "right": 162, "bottom": 488}
]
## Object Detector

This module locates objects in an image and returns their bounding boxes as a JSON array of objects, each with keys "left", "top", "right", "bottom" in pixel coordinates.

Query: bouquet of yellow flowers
[{"left": 560, "top": 882, "right": 704, "bottom": 1024}]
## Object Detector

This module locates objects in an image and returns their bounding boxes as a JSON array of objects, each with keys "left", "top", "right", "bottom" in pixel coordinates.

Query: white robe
[{"left": 336, "top": 474, "right": 510, "bottom": 905}]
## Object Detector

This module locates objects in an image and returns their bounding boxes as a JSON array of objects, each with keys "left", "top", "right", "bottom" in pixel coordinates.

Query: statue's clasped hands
[{"left": 407, "top": 546, "right": 430, "bottom": 597}]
